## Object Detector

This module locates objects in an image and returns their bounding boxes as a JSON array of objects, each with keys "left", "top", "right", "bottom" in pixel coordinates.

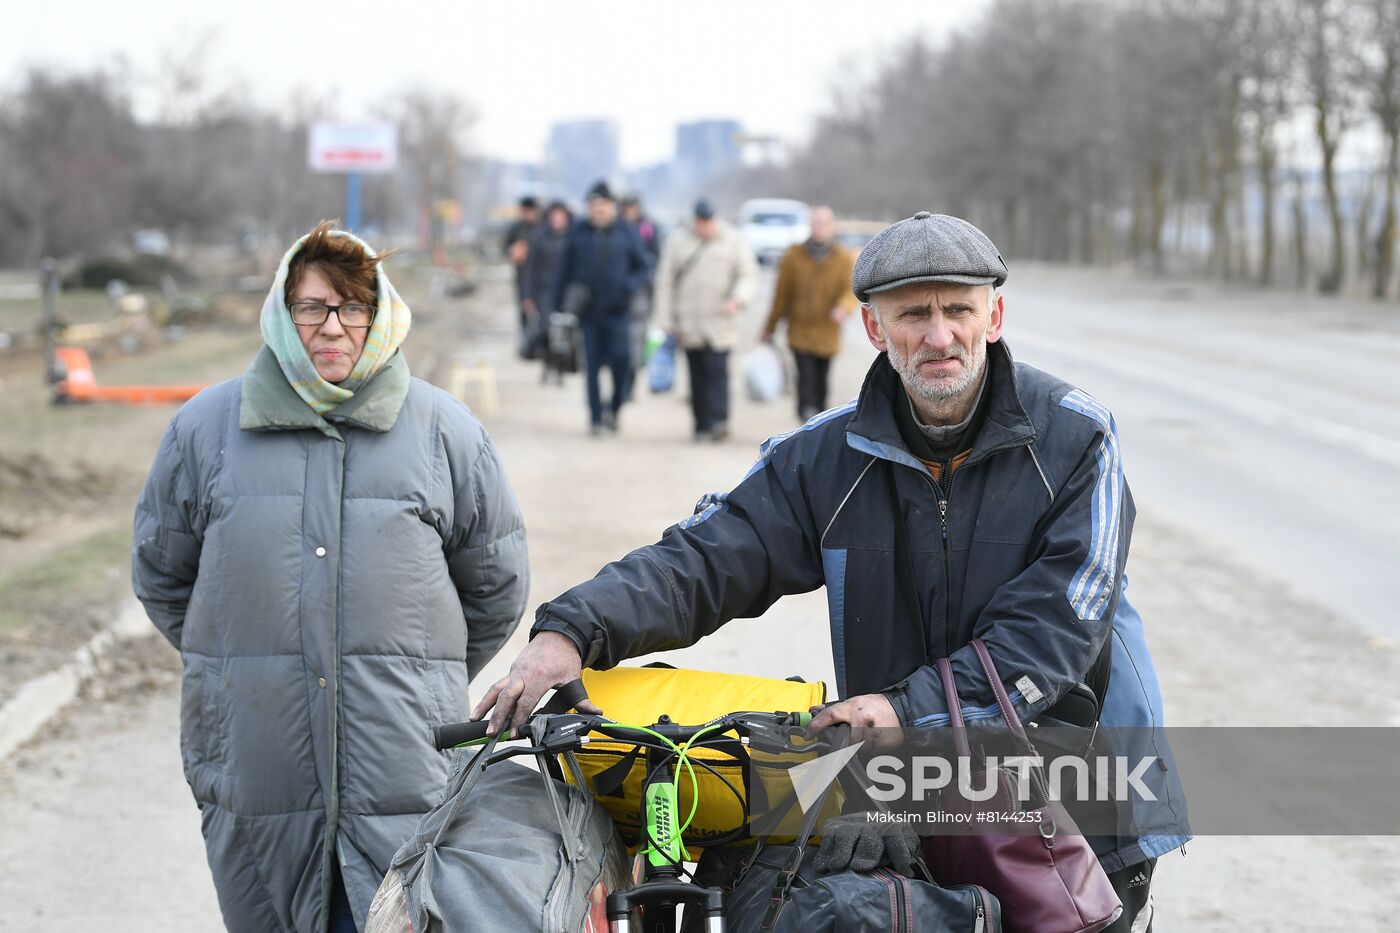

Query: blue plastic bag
[{"left": 647, "top": 334, "right": 677, "bottom": 393}]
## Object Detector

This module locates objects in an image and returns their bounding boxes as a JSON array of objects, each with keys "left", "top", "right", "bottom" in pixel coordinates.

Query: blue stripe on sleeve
[{"left": 1059, "top": 389, "right": 1123, "bottom": 621}]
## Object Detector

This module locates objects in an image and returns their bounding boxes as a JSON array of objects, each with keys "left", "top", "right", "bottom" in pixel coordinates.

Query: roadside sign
[{"left": 308, "top": 122, "right": 398, "bottom": 174}]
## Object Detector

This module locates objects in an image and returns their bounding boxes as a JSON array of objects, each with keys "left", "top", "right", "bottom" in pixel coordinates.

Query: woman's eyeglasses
[{"left": 289, "top": 301, "right": 377, "bottom": 328}]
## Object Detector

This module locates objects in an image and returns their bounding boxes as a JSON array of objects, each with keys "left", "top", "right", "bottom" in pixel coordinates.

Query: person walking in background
[
  {"left": 504, "top": 195, "right": 541, "bottom": 354},
  {"left": 653, "top": 198, "right": 758, "bottom": 442},
  {"left": 621, "top": 194, "right": 661, "bottom": 266},
  {"left": 133, "top": 221, "right": 529, "bottom": 933},
  {"left": 521, "top": 200, "right": 573, "bottom": 371},
  {"left": 621, "top": 194, "right": 662, "bottom": 393},
  {"left": 553, "top": 181, "right": 653, "bottom": 435},
  {"left": 762, "top": 205, "right": 858, "bottom": 421}
]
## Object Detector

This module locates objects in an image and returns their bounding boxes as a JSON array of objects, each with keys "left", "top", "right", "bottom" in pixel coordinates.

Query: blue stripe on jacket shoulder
[
  {"left": 678, "top": 491, "right": 728, "bottom": 529},
  {"left": 1058, "top": 389, "right": 1124, "bottom": 622},
  {"left": 680, "top": 400, "right": 858, "bottom": 530},
  {"left": 744, "top": 399, "right": 858, "bottom": 480}
]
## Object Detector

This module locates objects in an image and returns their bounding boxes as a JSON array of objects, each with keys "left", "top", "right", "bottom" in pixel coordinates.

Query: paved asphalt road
[{"left": 1003, "top": 267, "right": 1400, "bottom": 642}]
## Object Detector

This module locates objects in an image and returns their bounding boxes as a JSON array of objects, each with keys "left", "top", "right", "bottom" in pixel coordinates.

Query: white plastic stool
[{"left": 447, "top": 354, "right": 499, "bottom": 416}]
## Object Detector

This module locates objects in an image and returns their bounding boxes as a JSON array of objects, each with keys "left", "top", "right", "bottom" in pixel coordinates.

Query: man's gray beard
[{"left": 888, "top": 335, "right": 987, "bottom": 403}]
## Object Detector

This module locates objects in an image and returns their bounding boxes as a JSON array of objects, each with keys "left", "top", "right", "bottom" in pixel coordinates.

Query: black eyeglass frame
[{"left": 288, "top": 300, "right": 378, "bottom": 329}]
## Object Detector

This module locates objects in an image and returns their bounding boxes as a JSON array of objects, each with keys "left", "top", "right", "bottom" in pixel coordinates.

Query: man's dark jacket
[
  {"left": 534, "top": 342, "right": 1190, "bottom": 872},
  {"left": 552, "top": 218, "right": 653, "bottom": 318}
]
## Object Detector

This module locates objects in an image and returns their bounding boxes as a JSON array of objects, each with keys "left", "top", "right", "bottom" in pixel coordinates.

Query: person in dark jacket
[
  {"left": 134, "top": 222, "right": 529, "bottom": 933},
  {"left": 522, "top": 201, "right": 573, "bottom": 319},
  {"left": 480, "top": 212, "right": 1189, "bottom": 931},
  {"left": 553, "top": 181, "right": 653, "bottom": 435},
  {"left": 520, "top": 201, "right": 572, "bottom": 365},
  {"left": 621, "top": 194, "right": 662, "bottom": 387},
  {"left": 503, "top": 196, "right": 541, "bottom": 347}
]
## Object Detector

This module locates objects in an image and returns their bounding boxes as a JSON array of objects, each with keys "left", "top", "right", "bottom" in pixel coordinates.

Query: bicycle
[{"left": 432, "top": 679, "right": 837, "bottom": 933}]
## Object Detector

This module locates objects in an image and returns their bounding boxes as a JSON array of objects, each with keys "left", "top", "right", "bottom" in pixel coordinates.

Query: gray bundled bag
[{"left": 366, "top": 736, "right": 630, "bottom": 933}]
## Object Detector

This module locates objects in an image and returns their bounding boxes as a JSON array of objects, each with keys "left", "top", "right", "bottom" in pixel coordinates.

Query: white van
[{"left": 738, "top": 199, "right": 811, "bottom": 265}]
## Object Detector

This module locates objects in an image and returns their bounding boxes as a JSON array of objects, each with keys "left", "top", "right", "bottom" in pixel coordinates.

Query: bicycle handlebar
[
  {"left": 432, "top": 678, "right": 590, "bottom": 750},
  {"left": 434, "top": 707, "right": 815, "bottom": 752},
  {"left": 432, "top": 719, "right": 497, "bottom": 749}
]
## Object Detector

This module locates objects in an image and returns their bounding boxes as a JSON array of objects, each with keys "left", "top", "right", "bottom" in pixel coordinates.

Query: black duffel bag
[
  {"left": 690, "top": 724, "right": 1001, "bottom": 933},
  {"left": 721, "top": 842, "right": 999, "bottom": 933}
]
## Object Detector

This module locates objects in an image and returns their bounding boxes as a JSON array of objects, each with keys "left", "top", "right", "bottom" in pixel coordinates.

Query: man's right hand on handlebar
[{"left": 470, "top": 631, "right": 601, "bottom": 736}]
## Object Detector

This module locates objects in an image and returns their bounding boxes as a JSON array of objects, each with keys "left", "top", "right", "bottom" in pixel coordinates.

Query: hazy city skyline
[{"left": 0, "top": 0, "right": 987, "bottom": 166}]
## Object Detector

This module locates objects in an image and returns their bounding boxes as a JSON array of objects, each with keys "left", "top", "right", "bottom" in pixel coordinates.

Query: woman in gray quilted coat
[{"left": 133, "top": 222, "right": 529, "bottom": 933}]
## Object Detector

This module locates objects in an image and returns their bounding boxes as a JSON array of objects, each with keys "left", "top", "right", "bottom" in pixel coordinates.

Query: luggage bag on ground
[{"left": 546, "top": 311, "right": 582, "bottom": 377}]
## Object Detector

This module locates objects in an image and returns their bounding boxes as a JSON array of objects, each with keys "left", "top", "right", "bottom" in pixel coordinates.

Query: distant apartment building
[
  {"left": 545, "top": 119, "right": 620, "bottom": 200},
  {"left": 675, "top": 119, "right": 743, "bottom": 189},
  {"left": 463, "top": 159, "right": 544, "bottom": 232}
]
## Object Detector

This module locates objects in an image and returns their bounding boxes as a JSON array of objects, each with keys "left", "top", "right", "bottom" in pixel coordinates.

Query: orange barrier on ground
[{"left": 54, "top": 347, "right": 207, "bottom": 405}]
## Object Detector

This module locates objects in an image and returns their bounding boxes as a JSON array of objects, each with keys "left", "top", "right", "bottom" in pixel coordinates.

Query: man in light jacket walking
[{"left": 653, "top": 198, "right": 758, "bottom": 442}]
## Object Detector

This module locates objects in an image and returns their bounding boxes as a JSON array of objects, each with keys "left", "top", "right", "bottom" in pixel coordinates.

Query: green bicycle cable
[
  {"left": 672, "top": 720, "right": 731, "bottom": 837},
  {"left": 600, "top": 720, "right": 702, "bottom": 859}
]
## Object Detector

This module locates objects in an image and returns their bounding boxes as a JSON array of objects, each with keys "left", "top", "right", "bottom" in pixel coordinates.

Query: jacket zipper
[
  {"left": 921, "top": 470, "right": 953, "bottom": 661},
  {"left": 324, "top": 444, "right": 346, "bottom": 933},
  {"left": 914, "top": 437, "right": 1033, "bottom": 660}
]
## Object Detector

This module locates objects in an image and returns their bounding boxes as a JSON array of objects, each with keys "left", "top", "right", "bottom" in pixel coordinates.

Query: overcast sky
[{"left": 1, "top": 0, "right": 988, "bottom": 166}]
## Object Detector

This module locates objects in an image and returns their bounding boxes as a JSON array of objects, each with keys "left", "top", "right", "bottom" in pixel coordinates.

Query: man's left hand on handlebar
[
  {"left": 470, "top": 632, "right": 601, "bottom": 736},
  {"left": 806, "top": 692, "right": 902, "bottom": 748}
]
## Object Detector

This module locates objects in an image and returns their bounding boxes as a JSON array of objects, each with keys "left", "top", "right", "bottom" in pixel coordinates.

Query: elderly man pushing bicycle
[{"left": 476, "top": 212, "right": 1189, "bottom": 931}]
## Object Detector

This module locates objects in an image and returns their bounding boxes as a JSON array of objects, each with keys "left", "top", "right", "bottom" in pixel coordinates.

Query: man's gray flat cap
[{"left": 852, "top": 212, "right": 1008, "bottom": 302}]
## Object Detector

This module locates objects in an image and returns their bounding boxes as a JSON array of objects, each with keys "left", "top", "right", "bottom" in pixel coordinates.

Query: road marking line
[{"left": 1015, "top": 328, "right": 1400, "bottom": 470}]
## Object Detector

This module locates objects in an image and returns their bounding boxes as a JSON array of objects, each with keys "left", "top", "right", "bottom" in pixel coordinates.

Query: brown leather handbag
[{"left": 922, "top": 639, "right": 1123, "bottom": 933}]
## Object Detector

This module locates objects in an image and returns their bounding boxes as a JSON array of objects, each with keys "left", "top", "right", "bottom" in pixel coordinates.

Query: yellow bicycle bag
[{"left": 562, "top": 665, "right": 829, "bottom": 848}]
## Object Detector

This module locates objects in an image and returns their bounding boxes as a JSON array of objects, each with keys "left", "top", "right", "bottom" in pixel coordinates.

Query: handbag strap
[
  {"left": 672, "top": 238, "right": 712, "bottom": 287},
  {"left": 756, "top": 723, "right": 855, "bottom": 928},
  {"left": 936, "top": 658, "right": 972, "bottom": 759},
  {"left": 970, "top": 639, "right": 1038, "bottom": 759},
  {"left": 429, "top": 732, "right": 502, "bottom": 848}
]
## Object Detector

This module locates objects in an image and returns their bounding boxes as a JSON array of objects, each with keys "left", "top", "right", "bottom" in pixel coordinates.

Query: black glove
[{"left": 814, "top": 813, "right": 921, "bottom": 875}]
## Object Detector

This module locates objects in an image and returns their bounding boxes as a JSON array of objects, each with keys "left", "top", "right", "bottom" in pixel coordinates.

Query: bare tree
[
  {"left": 380, "top": 89, "right": 478, "bottom": 249},
  {"left": 724, "top": 0, "right": 1400, "bottom": 299},
  {"left": 1297, "top": 0, "right": 1362, "bottom": 293},
  {"left": 1363, "top": 0, "right": 1400, "bottom": 298},
  {"left": 1240, "top": 0, "right": 1296, "bottom": 285},
  {"left": 0, "top": 68, "right": 140, "bottom": 264}
]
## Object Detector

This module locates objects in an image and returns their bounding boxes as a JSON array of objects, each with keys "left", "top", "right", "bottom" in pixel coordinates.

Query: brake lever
[
  {"left": 734, "top": 712, "right": 825, "bottom": 755},
  {"left": 484, "top": 743, "right": 549, "bottom": 767}
]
